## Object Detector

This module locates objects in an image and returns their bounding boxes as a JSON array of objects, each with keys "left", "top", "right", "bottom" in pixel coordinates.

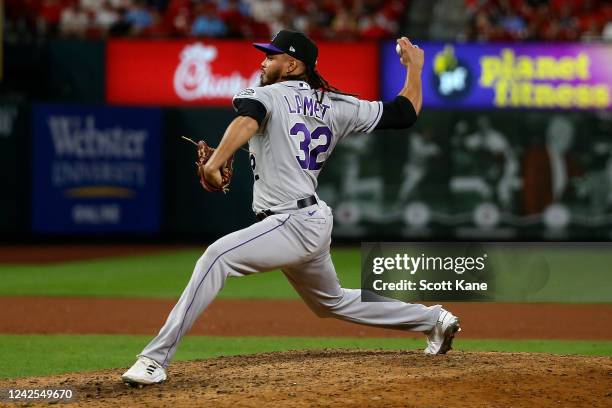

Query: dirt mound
[{"left": 2, "top": 350, "right": 611, "bottom": 407}]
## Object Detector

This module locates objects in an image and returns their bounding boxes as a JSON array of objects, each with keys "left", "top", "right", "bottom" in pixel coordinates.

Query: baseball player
[{"left": 122, "top": 30, "right": 461, "bottom": 385}]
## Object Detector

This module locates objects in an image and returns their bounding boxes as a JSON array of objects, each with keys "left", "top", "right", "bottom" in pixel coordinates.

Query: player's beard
[{"left": 260, "top": 66, "right": 283, "bottom": 86}]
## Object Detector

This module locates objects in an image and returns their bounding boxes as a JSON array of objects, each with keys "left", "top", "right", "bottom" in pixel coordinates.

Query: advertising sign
[
  {"left": 31, "top": 104, "right": 162, "bottom": 234},
  {"left": 381, "top": 42, "right": 612, "bottom": 110},
  {"left": 107, "top": 39, "right": 379, "bottom": 106}
]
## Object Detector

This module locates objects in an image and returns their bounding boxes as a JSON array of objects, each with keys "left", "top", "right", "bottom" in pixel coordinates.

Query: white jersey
[{"left": 233, "top": 80, "right": 383, "bottom": 212}]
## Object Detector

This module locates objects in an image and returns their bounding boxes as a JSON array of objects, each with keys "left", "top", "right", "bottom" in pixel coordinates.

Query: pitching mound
[{"left": 2, "top": 350, "right": 611, "bottom": 407}]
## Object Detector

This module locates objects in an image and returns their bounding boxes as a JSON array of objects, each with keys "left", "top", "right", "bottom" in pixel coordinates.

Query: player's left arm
[
  {"left": 375, "top": 37, "right": 423, "bottom": 130},
  {"left": 203, "top": 116, "right": 259, "bottom": 188}
]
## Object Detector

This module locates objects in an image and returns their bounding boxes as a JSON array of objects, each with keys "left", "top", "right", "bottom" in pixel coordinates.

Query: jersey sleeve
[
  {"left": 232, "top": 87, "right": 273, "bottom": 118},
  {"left": 233, "top": 98, "right": 267, "bottom": 126},
  {"left": 332, "top": 94, "right": 383, "bottom": 138},
  {"left": 375, "top": 96, "right": 418, "bottom": 130}
]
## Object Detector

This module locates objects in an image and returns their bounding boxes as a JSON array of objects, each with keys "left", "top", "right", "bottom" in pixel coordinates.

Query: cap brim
[{"left": 253, "top": 43, "right": 285, "bottom": 55}]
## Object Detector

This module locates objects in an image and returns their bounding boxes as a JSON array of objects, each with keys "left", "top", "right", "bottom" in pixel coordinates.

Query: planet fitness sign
[
  {"left": 107, "top": 39, "right": 379, "bottom": 106},
  {"left": 381, "top": 42, "right": 612, "bottom": 110}
]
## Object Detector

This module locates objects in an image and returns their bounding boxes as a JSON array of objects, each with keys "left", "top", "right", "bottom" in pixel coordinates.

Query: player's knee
[
  {"left": 203, "top": 240, "right": 228, "bottom": 264},
  {"left": 300, "top": 298, "right": 338, "bottom": 318},
  {"left": 313, "top": 297, "right": 344, "bottom": 317},
  {"left": 310, "top": 304, "right": 334, "bottom": 318},
  {"left": 194, "top": 241, "right": 229, "bottom": 275}
]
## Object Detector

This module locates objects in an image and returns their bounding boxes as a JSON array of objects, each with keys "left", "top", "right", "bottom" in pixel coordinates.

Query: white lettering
[
  {"left": 372, "top": 257, "right": 385, "bottom": 274},
  {"left": 409, "top": 256, "right": 421, "bottom": 274},
  {"left": 439, "top": 67, "right": 467, "bottom": 95},
  {"left": 48, "top": 116, "right": 148, "bottom": 159},
  {"left": 52, "top": 162, "right": 146, "bottom": 187},
  {"left": 372, "top": 280, "right": 416, "bottom": 291},
  {"left": 455, "top": 280, "right": 488, "bottom": 291},
  {"left": 419, "top": 280, "right": 454, "bottom": 291},
  {"left": 72, "top": 204, "right": 121, "bottom": 225},
  {"left": 174, "top": 43, "right": 259, "bottom": 100}
]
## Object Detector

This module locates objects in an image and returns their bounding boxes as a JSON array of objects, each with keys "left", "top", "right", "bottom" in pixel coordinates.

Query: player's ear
[{"left": 286, "top": 57, "right": 297, "bottom": 75}]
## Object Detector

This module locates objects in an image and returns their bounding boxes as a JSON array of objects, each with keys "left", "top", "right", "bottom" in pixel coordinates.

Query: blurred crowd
[
  {"left": 464, "top": 0, "right": 612, "bottom": 41},
  {"left": 6, "top": 0, "right": 612, "bottom": 42},
  {"left": 5, "top": 0, "right": 407, "bottom": 40}
]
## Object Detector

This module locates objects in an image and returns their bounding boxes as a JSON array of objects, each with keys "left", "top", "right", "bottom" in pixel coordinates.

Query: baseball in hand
[{"left": 396, "top": 43, "right": 401, "bottom": 55}]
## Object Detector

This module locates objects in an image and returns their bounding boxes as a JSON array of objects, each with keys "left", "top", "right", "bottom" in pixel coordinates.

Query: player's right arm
[
  {"left": 396, "top": 36, "right": 423, "bottom": 114},
  {"left": 335, "top": 37, "right": 423, "bottom": 138},
  {"left": 374, "top": 37, "right": 423, "bottom": 130}
]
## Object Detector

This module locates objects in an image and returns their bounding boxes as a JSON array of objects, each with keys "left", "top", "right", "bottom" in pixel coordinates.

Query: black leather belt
[{"left": 255, "top": 195, "right": 317, "bottom": 221}]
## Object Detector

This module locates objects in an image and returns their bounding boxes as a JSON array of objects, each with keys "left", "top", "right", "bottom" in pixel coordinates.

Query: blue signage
[
  {"left": 381, "top": 41, "right": 612, "bottom": 110},
  {"left": 32, "top": 104, "right": 162, "bottom": 234}
]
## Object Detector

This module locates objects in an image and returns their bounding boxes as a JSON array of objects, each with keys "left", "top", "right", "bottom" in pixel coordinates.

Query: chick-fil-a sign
[{"left": 106, "top": 39, "right": 378, "bottom": 106}]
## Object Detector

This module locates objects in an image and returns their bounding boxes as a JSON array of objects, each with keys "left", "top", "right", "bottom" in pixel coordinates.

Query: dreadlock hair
[
  {"left": 284, "top": 65, "right": 357, "bottom": 103},
  {"left": 306, "top": 66, "right": 357, "bottom": 103}
]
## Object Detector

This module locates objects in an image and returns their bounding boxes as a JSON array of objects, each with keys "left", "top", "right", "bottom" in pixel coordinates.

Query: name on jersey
[{"left": 284, "top": 95, "right": 331, "bottom": 120}]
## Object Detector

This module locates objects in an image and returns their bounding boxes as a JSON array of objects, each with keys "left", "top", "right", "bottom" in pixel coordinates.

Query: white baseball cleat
[
  {"left": 122, "top": 356, "right": 167, "bottom": 385},
  {"left": 424, "top": 308, "right": 461, "bottom": 355}
]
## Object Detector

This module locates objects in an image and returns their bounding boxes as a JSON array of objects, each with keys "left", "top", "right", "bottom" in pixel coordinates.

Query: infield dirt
[{"left": 1, "top": 350, "right": 611, "bottom": 407}]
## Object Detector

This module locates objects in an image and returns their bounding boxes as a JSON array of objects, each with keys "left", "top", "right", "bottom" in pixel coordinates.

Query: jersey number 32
[{"left": 290, "top": 122, "right": 332, "bottom": 171}]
